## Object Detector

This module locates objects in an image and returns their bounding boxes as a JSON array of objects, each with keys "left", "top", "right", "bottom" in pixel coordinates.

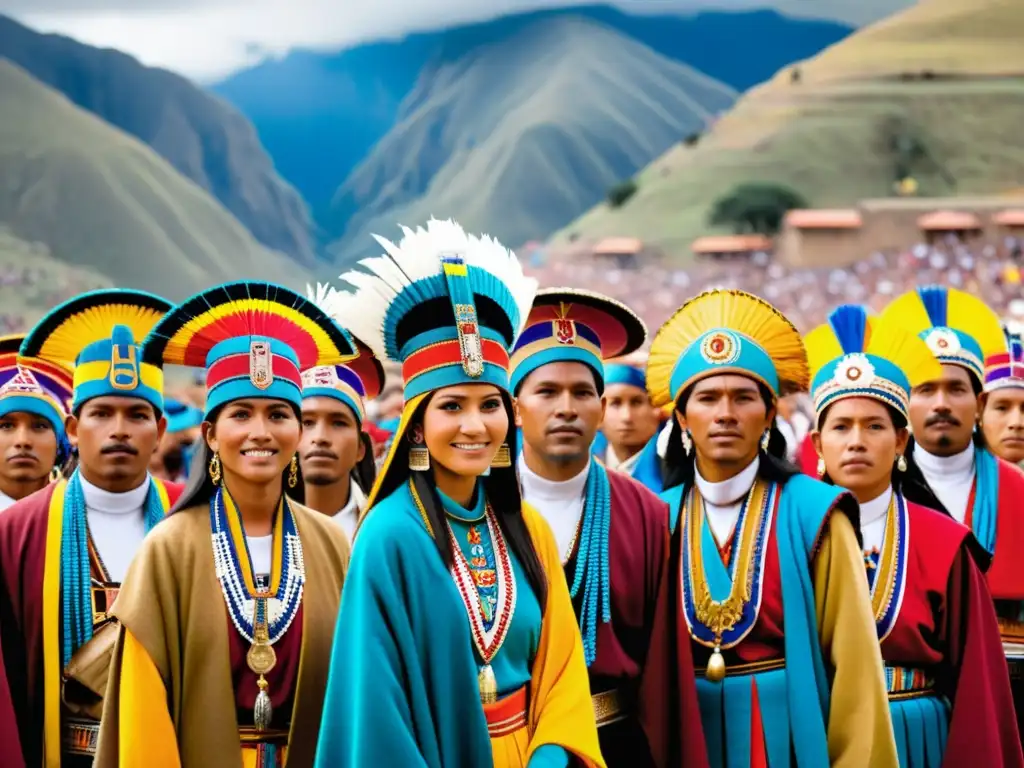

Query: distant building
[
  {"left": 777, "top": 209, "right": 862, "bottom": 267},
  {"left": 592, "top": 237, "right": 649, "bottom": 269},
  {"left": 690, "top": 234, "right": 773, "bottom": 260}
]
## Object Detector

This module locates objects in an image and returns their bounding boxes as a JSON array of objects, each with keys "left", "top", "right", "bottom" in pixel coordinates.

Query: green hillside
[
  {"left": 326, "top": 15, "right": 737, "bottom": 267},
  {"left": 0, "top": 60, "right": 309, "bottom": 301},
  {"left": 550, "top": 0, "right": 1024, "bottom": 257}
]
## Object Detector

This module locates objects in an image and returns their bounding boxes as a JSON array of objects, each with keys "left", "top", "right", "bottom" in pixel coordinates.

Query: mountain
[
  {"left": 324, "top": 15, "right": 737, "bottom": 266},
  {"left": 213, "top": 6, "right": 852, "bottom": 222},
  {"left": 549, "top": 0, "right": 1024, "bottom": 258},
  {"left": 0, "top": 14, "right": 316, "bottom": 265},
  {"left": 0, "top": 60, "right": 307, "bottom": 303}
]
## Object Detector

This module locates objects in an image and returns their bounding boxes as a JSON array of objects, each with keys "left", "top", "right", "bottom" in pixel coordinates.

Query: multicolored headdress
[
  {"left": 804, "top": 305, "right": 942, "bottom": 425},
  {"left": 509, "top": 288, "right": 646, "bottom": 395},
  {"left": 301, "top": 286, "right": 385, "bottom": 426},
  {"left": 20, "top": 289, "right": 172, "bottom": 413},
  {"left": 879, "top": 285, "right": 1006, "bottom": 387},
  {"left": 984, "top": 325, "right": 1024, "bottom": 393},
  {"left": 0, "top": 335, "right": 74, "bottom": 454},
  {"left": 647, "top": 289, "right": 808, "bottom": 409},
  {"left": 141, "top": 282, "right": 357, "bottom": 417}
]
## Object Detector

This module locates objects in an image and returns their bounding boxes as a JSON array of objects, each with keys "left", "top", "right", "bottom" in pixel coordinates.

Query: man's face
[
  {"left": 602, "top": 383, "right": 659, "bottom": 456},
  {"left": 151, "top": 425, "right": 201, "bottom": 479},
  {"left": 67, "top": 396, "right": 165, "bottom": 492},
  {"left": 377, "top": 385, "right": 404, "bottom": 421},
  {"left": 300, "top": 396, "right": 365, "bottom": 486},
  {"left": 515, "top": 362, "right": 605, "bottom": 465},
  {"left": 908, "top": 365, "right": 978, "bottom": 456},
  {"left": 981, "top": 387, "right": 1024, "bottom": 463},
  {"left": 681, "top": 374, "right": 772, "bottom": 468},
  {"left": 0, "top": 411, "right": 59, "bottom": 486}
]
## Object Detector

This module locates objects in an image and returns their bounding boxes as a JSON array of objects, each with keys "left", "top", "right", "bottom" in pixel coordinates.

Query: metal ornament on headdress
[
  {"left": 249, "top": 340, "right": 274, "bottom": 390},
  {"left": 442, "top": 255, "right": 486, "bottom": 378}
]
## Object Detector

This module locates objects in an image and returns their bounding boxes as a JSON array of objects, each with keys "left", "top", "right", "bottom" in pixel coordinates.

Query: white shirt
[
  {"left": 0, "top": 489, "right": 16, "bottom": 513},
  {"left": 694, "top": 457, "right": 760, "bottom": 547},
  {"left": 605, "top": 445, "right": 641, "bottom": 476},
  {"left": 247, "top": 535, "right": 273, "bottom": 584},
  {"left": 518, "top": 454, "right": 588, "bottom": 559},
  {"left": 81, "top": 473, "right": 149, "bottom": 583},
  {"left": 328, "top": 479, "right": 366, "bottom": 543},
  {"left": 859, "top": 486, "right": 893, "bottom": 559},
  {"left": 913, "top": 442, "right": 975, "bottom": 524}
]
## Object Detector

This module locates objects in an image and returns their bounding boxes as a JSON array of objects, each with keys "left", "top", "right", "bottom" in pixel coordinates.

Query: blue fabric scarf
[
  {"left": 569, "top": 462, "right": 612, "bottom": 666},
  {"left": 971, "top": 445, "right": 999, "bottom": 554},
  {"left": 60, "top": 470, "right": 166, "bottom": 667}
]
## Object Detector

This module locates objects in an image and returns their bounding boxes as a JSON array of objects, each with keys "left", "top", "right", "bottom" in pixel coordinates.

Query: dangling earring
[
  {"left": 760, "top": 429, "right": 771, "bottom": 452},
  {"left": 288, "top": 454, "right": 299, "bottom": 488},
  {"left": 681, "top": 429, "right": 693, "bottom": 456},
  {"left": 50, "top": 466, "right": 61, "bottom": 482},
  {"left": 208, "top": 452, "right": 222, "bottom": 485},
  {"left": 816, "top": 456, "right": 826, "bottom": 477},
  {"left": 408, "top": 430, "right": 430, "bottom": 472},
  {"left": 491, "top": 442, "right": 512, "bottom": 468},
  {"left": 896, "top": 454, "right": 907, "bottom": 473}
]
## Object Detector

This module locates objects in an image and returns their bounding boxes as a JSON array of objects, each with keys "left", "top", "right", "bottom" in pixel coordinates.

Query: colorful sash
[
  {"left": 971, "top": 446, "right": 999, "bottom": 554},
  {"left": 567, "top": 461, "right": 612, "bottom": 667},
  {"left": 680, "top": 478, "right": 778, "bottom": 651},
  {"left": 210, "top": 488, "right": 305, "bottom": 644},
  {"left": 870, "top": 493, "right": 910, "bottom": 642}
]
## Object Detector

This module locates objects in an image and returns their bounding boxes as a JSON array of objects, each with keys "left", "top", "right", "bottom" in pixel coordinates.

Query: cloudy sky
[{"left": 4, "top": 0, "right": 913, "bottom": 83}]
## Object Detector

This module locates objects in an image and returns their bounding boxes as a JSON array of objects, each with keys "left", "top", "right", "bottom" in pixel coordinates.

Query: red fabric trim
[
  {"left": 750, "top": 678, "right": 768, "bottom": 768},
  {"left": 482, "top": 686, "right": 528, "bottom": 737},
  {"left": 401, "top": 339, "right": 509, "bottom": 382},
  {"left": 207, "top": 353, "right": 301, "bottom": 389}
]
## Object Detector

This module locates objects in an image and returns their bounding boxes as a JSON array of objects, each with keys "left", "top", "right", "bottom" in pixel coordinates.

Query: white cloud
[{"left": 9, "top": 0, "right": 912, "bottom": 83}]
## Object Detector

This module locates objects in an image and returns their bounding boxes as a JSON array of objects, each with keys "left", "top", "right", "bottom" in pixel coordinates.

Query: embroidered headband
[
  {"left": 0, "top": 334, "right": 74, "bottom": 449},
  {"left": 984, "top": 326, "right": 1024, "bottom": 393}
]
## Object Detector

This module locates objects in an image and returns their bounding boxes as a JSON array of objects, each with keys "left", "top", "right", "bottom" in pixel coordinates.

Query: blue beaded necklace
[
  {"left": 567, "top": 461, "right": 612, "bottom": 667},
  {"left": 60, "top": 470, "right": 166, "bottom": 667}
]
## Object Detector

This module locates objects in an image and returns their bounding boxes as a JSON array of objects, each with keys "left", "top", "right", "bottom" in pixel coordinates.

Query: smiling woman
[
  {"left": 312, "top": 219, "right": 603, "bottom": 768},
  {"left": 94, "top": 281, "right": 359, "bottom": 768}
]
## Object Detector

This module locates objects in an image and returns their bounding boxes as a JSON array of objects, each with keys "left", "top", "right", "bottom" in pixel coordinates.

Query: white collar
[
  {"left": 80, "top": 472, "right": 150, "bottom": 514},
  {"left": 518, "top": 453, "right": 589, "bottom": 502},
  {"left": 695, "top": 456, "right": 759, "bottom": 506},
  {"left": 336, "top": 478, "right": 365, "bottom": 518},
  {"left": 913, "top": 441, "right": 975, "bottom": 478},
  {"left": 859, "top": 486, "right": 893, "bottom": 526}
]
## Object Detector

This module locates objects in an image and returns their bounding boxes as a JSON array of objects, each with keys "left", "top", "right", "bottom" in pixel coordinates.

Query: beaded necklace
[
  {"left": 566, "top": 461, "right": 612, "bottom": 667},
  {"left": 60, "top": 470, "right": 166, "bottom": 668}
]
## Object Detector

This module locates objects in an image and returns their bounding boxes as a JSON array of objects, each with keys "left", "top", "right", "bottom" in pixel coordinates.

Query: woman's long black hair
[
  {"left": 374, "top": 392, "right": 548, "bottom": 608},
  {"left": 662, "top": 381, "right": 799, "bottom": 491}
]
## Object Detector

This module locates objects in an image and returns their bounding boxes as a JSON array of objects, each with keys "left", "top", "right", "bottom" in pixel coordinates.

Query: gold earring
[
  {"left": 209, "top": 452, "right": 222, "bottom": 485},
  {"left": 408, "top": 430, "right": 430, "bottom": 472},
  {"left": 491, "top": 442, "right": 512, "bottom": 468},
  {"left": 896, "top": 454, "right": 907, "bottom": 473},
  {"left": 761, "top": 430, "right": 771, "bottom": 452},
  {"left": 681, "top": 429, "right": 692, "bottom": 456},
  {"left": 288, "top": 454, "right": 299, "bottom": 488},
  {"left": 816, "top": 457, "right": 826, "bottom": 477}
]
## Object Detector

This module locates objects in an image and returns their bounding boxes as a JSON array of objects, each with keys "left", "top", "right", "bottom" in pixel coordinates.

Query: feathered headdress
[
  {"left": 0, "top": 334, "right": 74, "bottom": 462},
  {"left": 647, "top": 289, "right": 808, "bottom": 409},
  {"left": 20, "top": 288, "right": 172, "bottom": 412},
  {"left": 804, "top": 304, "right": 942, "bottom": 424},
  {"left": 141, "top": 281, "right": 357, "bottom": 417},
  {"left": 879, "top": 285, "right": 1006, "bottom": 387},
  {"left": 321, "top": 218, "right": 536, "bottom": 401},
  {"left": 509, "top": 287, "right": 647, "bottom": 395},
  {"left": 983, "top": 324, "right": 1024, "bottom": 393},
  {"left": 302, "top": 283, "right": 386, "bottom": 425}
]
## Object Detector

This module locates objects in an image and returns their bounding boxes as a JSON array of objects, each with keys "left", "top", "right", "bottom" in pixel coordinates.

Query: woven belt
[
  {"left": 592, "top": 688, "right": 629, "bottom": 727},
  {"left": 885, "top": 666, "right": 934, "bottom": 700},
  {"left": 484, "top": 686, "right": 528, "bottom": 738},
  {"left": 62, "top": 717, "right": 100, "bottom": 756},
  {"left": 694, "top": 656, "right": 786, "bottom": 679}
]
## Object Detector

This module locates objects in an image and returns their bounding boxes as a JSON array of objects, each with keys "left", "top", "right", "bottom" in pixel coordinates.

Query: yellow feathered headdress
[{"left": 647, "top": 289, "right": 808, "bottom": 410}]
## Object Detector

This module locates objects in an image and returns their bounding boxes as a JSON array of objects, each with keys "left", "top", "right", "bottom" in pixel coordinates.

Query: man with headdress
[
  {"left": 297, "top": 291, "right": 386, "bottom": 541},
  {"left": 600, "top": 355, "right": 663, "bottom": 479},
  {"left": 0, "top": 335, "right": 74, "bottom": 512},
  {"left": 509, "top": 289, "right": 695, "bottom": 765},
  {"left": 0, "top": 289, "right": 184, "bottom": 767},
  {"left": 980, "top": 325, "right": 1024, "bottom": 467},
  {"left": 638, "top": 289, "right": 896, "bottom": 767},
  {"left": 149, "top": 396, "right": 204, "bottom": 483},
  {"left": 881, "top": 285, "right": 1024, "bottom": 734}
]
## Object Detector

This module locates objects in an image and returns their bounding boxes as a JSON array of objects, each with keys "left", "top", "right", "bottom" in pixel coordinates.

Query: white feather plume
[{"left": 319, "top": 218, "right": 537, "bottom": 364}]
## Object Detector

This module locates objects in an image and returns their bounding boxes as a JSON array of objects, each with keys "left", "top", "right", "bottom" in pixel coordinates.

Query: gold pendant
[
  {"left": 478, "top": 664, "right": 498, "bottom": 704},
  {"left": 706, "top": 644, "right": 726, "bottom": 683},
  {"left": 248, "top": 597, "right": 277, "bottom": 731}
]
